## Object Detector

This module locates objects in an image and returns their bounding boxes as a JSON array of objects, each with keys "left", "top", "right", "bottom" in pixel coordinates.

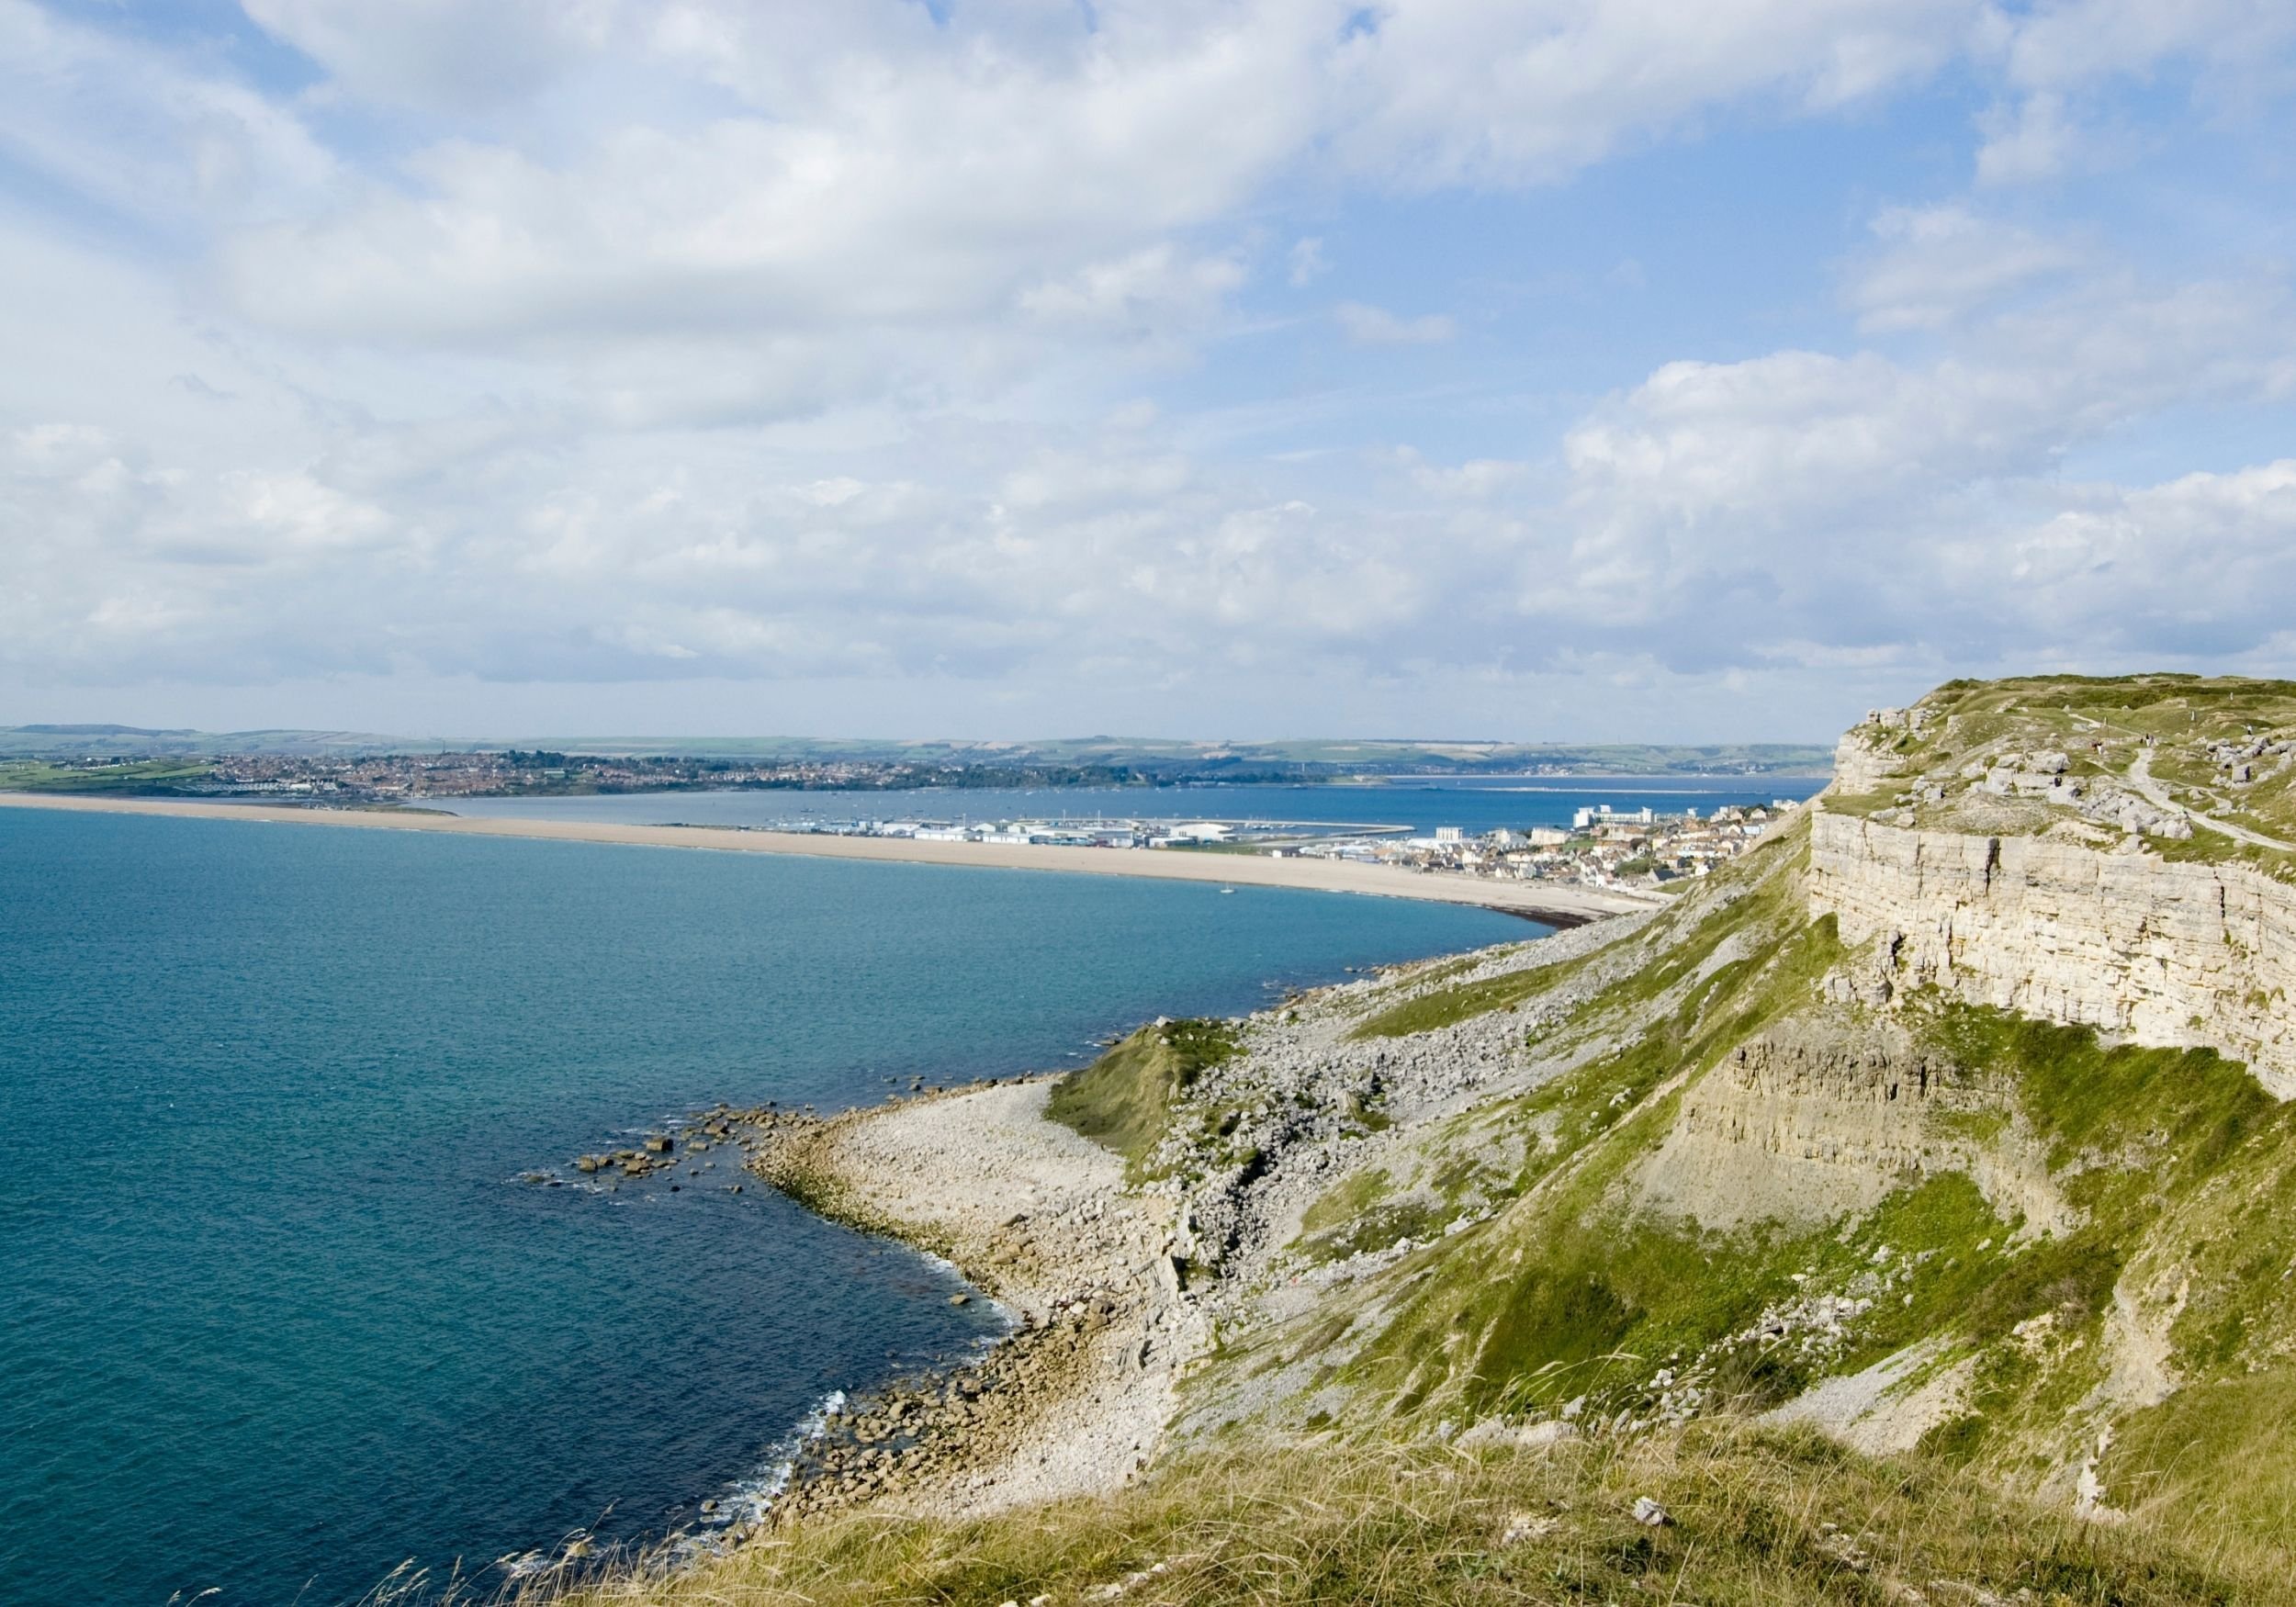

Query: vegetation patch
[
  {"left": 535, "top": 1426, "right": 2274, "bottom": 1606},
  {"left": 1349, "top": 953, "right": 1584, "bottom": 1039},
  {"left": 1296, "top": 1197, "right": 1446, "bottom": 1265},
  {"left": 2105, "top": 1369, "right": 2296, "bottom": 1555},
  {"left": 1299, "top": 1167, "right": 1392, "bottom": 1235},
  {"left": 0, "top": 759, "right": 213, "bottom": 793},
  {"left": 1046, "top": 1018, "right": 1240, "bottom": 1178}
]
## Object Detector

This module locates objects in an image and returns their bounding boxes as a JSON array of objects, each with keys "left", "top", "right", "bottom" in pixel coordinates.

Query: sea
[{"left": 0, "top": 799, "right": 1596, "bottom": 1607}]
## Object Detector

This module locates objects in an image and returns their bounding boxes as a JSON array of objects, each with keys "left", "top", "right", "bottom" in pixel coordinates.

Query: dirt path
[{"left": 2126, "top": 749, "right": 2292, "bottom": 851}]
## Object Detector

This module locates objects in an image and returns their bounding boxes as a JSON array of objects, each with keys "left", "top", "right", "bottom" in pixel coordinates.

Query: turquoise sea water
[{"left": 0, "top": 806, "right": 1527, "bottom": 1606}]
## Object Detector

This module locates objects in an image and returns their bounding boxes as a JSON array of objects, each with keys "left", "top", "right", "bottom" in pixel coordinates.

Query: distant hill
[
  {"left": 0, "top": 725, "right": 1833, "bottom": 776},
  {"left": 0, "top": 725, "right": 444, "bottom": 759}
]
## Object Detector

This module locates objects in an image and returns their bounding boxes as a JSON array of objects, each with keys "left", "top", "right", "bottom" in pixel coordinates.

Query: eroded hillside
[{"left": 1090, "top": 676, "right": 2296, "bottom": 1555}]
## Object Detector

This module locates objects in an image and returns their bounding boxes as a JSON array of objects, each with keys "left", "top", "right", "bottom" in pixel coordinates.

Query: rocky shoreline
[
  {"left": 736, "top": 1077, "right": 1202, "bottom": 1523},
  {"left": 557, "top": 1072, "right": 1200, "bottom": 1532},
  {"left": 586, "top": 909, "right": 1634, "bottom": 1536}
]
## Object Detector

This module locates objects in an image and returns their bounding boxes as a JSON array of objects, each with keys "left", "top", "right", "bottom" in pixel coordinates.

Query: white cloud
[
  {"left": 1975, "top": 0, "right": 2296, "bottom": 184},
  {"left": 1334, "top": 301, "right": 1457, "bottom": 344},
  {"left": 0, "top": 0, "right": 337, "bottom": 228},
  {"left": 1390, "top": 448, "right": 1528, "bottom": 500},
  {"left": 239, "top": 0, "right": 620, "bottom": 114},
  {"left": 1847, "top": 204, "right": 2083, "bottom": 329},
  {"left": 1019, "top": 245, "right": 1247, "bottom": 336},
  {"left": 1325, "top": 0, "right": 1986, "bottom": 187},
  {"left": 1515, "top": 265, "right": 2296, "bottom": 670},
  {"left": 1974, "top": 90, "right": 2086, "bottom": 184},
  {"left": 1953, "top": 460, "right": 2296, "bottom": 654},
  {"left": 1288, "top": 236, "right": 1328, "bottom": 287},
  {"left": 5, "top": 0, "right": 2296, "bottom": 737}
]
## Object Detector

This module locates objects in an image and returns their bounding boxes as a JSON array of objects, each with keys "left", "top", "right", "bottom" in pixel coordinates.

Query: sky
[{"left": 3, "top": 1, "right": 2294, "bottom": 742}]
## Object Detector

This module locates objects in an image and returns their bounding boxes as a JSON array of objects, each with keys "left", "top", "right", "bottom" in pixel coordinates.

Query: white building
[{"left": 1167, "top": 821, "right": 1234, "bottom": 842}]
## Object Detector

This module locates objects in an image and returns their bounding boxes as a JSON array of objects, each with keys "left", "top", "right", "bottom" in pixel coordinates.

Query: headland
[{"left": 544, "top": 675, "right": 2296, "bottom": 1603}]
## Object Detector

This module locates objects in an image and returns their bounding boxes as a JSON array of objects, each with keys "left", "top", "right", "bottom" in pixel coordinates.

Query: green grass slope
[
  {"left": 1045, "top": 1019, "right": 1240, "bottom": 1179},
  {"left": 546, "top": 1427, "right": 2271, "bottom": 1606}
]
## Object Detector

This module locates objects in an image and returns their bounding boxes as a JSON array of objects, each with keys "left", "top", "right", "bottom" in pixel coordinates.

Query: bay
[{"left": 0, "top": 806, "right": 1526, "bottom": 1606}]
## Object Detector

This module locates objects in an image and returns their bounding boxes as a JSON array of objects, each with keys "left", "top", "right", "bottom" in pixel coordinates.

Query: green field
[{"left": 0, "top": 759, "right": 212, "bottom": 794}]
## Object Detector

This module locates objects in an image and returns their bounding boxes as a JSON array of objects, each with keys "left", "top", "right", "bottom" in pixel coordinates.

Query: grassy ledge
[{"left": 1044, "top": 1019, "right": 1240, "bottom": 1179}]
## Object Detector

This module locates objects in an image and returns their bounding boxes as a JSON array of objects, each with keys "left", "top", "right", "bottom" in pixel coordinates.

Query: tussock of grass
[
  {"left": 2108, "top": 1371, "right": 2296, "bottom": 1556},
  {"left": 1045, "top": 1019, "right": 1239, "bottom": 1178},
  {"left": 530, "top": 1427, "right": 2270, "bottom": 1606},
  {"left": 1298, "top": 1167, "right": 1391, "bottom": 1234}
]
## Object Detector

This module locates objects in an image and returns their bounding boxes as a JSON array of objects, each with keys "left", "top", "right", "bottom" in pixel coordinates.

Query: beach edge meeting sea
[
  {"left": 0, "top": 792, "right": 1656, "bottom": 926},
  {"left": 702, "top": 908, "right": 1652, "bottom": 1531}
]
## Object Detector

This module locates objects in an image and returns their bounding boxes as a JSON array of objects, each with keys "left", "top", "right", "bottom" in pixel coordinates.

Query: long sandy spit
[{"left": 0, "top": 792, "right": 1652, "bottom": 924}]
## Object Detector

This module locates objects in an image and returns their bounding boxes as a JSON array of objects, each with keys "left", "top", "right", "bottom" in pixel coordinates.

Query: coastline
[
  {"left": 739, "top": 1079, "right": 1197, "bottom": 1522},
  {"left": 0, "top": 792, "right": 1654, "bottom": 924},
  {"left": 722, "top": 903, "right": 1649, "bottom": 1529}
]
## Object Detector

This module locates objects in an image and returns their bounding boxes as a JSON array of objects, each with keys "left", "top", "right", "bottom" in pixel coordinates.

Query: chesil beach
[{"left": 0, "top": 792, "right": 1658, "bottom": 924}]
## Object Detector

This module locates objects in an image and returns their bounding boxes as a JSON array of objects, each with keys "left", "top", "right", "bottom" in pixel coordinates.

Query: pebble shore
[
  {"left": 740, "top": 1078, "right": 1205, "bottom": 1522},
  {"left": 595, "top": 908, "right": 1628, "bottom": 1534}
]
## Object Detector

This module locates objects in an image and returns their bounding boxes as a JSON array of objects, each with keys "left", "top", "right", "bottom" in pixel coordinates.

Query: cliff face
[
  {"left": 1638, "top": 1016, "right": 2072, "bottom": 1235},
  {"left": 1809, "top": 781, "right": 2296, "bottom": 1096}
]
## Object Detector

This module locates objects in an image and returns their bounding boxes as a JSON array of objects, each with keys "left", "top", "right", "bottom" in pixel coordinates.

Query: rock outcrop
[
  {"left": 1830, "top": 708, "right": 1918, "bottom": 794},
  {"left": 1640, "top": 1016, "right": 2069, "bottom": 1232},
  {"left": 1809, "top": 809, "right": 2296, "bottom": 1095}
]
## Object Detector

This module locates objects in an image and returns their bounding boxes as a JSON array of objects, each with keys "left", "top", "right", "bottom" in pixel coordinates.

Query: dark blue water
[
  {"left": 0, "top": 807, "right": 1525, "bottom": 1607},
  {"left": 442, "top": 776, "right": 1826, "bottom": 836}
]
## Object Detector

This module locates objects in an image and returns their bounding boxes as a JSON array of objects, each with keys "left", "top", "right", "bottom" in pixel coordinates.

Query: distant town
[
  {"left": 0, "top": 748, "right": 1167, "bottom": 800},
  {"left": 767, "top": 796, "right": 1802, "bottom": 893},
  {"left": 3, "top": 743, "right": 1808, "bottom": 892}
]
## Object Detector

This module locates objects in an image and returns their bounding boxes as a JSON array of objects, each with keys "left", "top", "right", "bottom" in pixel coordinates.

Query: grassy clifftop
[
  {"left": 1831, "top": 672, "right": 2296, "bottom": 877},
  {"left": 555, "top": 1427, "right": 2268, "bottom": 1605}
]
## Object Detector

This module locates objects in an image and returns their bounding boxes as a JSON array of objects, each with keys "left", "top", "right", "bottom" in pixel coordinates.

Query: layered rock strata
[{"left": 1809, "top": 809, "right": 2296, "bottom": 1096}]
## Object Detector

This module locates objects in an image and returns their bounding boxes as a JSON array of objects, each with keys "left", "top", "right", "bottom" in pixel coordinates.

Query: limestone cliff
[{"left": 1809, "top": 809, "right": 2296, "bottom": 1094}]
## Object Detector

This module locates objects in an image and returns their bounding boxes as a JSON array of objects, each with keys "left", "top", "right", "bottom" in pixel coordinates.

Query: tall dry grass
[{"left": 491, "top": 1425, "right": 2275, "bottom": 1607}]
